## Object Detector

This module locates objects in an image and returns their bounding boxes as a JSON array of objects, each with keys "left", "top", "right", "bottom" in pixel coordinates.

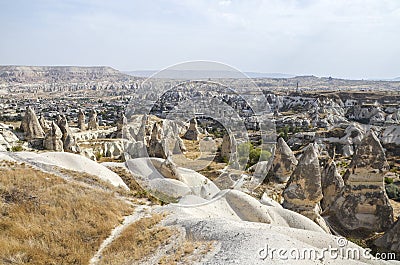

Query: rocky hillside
[{"left": 0, "top": 65, "right": 131, "bottom": 84}]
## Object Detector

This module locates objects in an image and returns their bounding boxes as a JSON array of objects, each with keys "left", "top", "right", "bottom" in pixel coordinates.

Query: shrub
[
  {"left": 385, "top": 177, "right": 394, "bottom": 185},
  {"left": 11, "top": 145, "right": 23, "bottom": 152},
  {"left": 237, "top": 142, "right": 272, "bottom": 169},
  {"left": 95, "top": 151, "right": 103, "bottom": 161},
  {"left": 385, "top": 183, "right": 400, "bottom": 201}
]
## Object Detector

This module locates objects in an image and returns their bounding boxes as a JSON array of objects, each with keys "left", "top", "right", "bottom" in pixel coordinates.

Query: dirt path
[{"left": 89, "top": 204, "right": 153, "bottom": 265}]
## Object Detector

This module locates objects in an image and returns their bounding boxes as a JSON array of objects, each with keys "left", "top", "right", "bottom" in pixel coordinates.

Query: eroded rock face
[
  {"left": 20, "top": 106, "right": 45, "bottom": 143},
  {"left": 39, "top": 115, "right": 50, "bottom": 133},
  {"left": 148, "top": 123, "right": 166, "bottom": 158},
  {"left": 133, "top": 114, "right": 148, "bottom": 142},
  {"left": 282, "top": 143, "right": 330, "bottom": 233},
  {"left": 221, "top": 133, "right": 231, "bottom": 159},
  {"left": 346, "top": 130, "right": 389, "bottom": 175},
  {"left": 78, "top": 109, "right": 86, "bottom": 131},
  {"left": 124, "top": 141, "right": 147, "bottom": 160},
  {"left": 0, "top": 123, "right": 20, "bottom": 151},
  {"left": 43, "top": 121, "right": 63, "bottom": 152},
  {"left": 172, "top": 137, "right": 186, "bottom": 154},
  {"left": 104, "top": 141, "right": 123, "bottom": 159},
  {"left": 321, "top": 159, "right": 344, "bottom": 210},
  {"left": 112, "top": 113, "right": 132, "bottom": 140},
  {"left": 329, "top": 130, "right": 394, "bottom": 234},
  {"left": 151, "top": 156, "right": 180, "bottom": 180},
  {"left": 183, "top": 118, "right": 200, "bottom": 141},
  {"left": 58, "top": 116, "right": 78, "bottom": 152},
  {"left": 271, "top": 137, "right": 298, "bottom": 183},
  {"left": 87, "top": 110, "right": 99, "bottom": 130},
  {"left": 374, "top": 219, "right": 400, "bottom": 254}
]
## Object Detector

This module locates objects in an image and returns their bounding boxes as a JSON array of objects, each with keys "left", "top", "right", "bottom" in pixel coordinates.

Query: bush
[
  {"left": 237, "top": 142, "right": 272, "bottom": 169},
  {"left": 11, "top": 145, "right": 23, "bottom": 152},
  {"left": 95, "top": 151, "right": 103, "bottom": 161},
  {"left": 385, "top": 183, "right": 400, "bottom": 201},
  {"left": 385, "top": 177, "right": 394, "bottom": 184},
  {"left": 277, "top": 126, "right": 289, "bottom": 142}
]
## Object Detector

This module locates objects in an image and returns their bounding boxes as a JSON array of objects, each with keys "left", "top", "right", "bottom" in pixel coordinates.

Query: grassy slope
[
  {"left": 0, "top": 161, "right": 213, "bottom": 265},
  {"left": 0, "top": 162, "right": 133, "bottom": 265}
]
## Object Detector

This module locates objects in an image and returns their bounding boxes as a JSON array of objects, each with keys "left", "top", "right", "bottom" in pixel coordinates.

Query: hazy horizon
[
  {"left": 2, "top": 64, "right": 400, "bottom": 80},
  {"left": 1, "top": 0, "right": 399, "bottom": 80}
]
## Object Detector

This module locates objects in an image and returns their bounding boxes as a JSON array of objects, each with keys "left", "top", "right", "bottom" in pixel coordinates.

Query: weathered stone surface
[
  {"left": 221, "top": 133, "right": 231, "bottom": 159},
  {"left": 183, "top": 118, "right": 199, "bottom": 141},
  {"left": 104, "top": 141, "right": 123, "bottom": 159},
  {"left": 283, "top": 143, "right": 330, "bottom": 233},
  {"left": 148, "top": 123, "right": 166, "bottom": 158},
  {"left": 150, "top": 156, "right": 180, "bottom": 180},
  {"left": 112, "top": 113, "right": 132, "bottom": 140},
  {"left": 43, "top": 121, "right": 64, "bottom": 151},
  {"left": 271, "top": 137, "right": 298, "bottom": 183},
  {"left": 77, "top": 109, "right": 86, "bottom": 131},
  {"left": 172, "top": 137, "right": 186, "bottom": 154},
  {"left": 134, "top": 114, "right": 148, "bottom": 142},
  {"left": 220, "top": 132, "right": 240, "bottom": 169},
  {"left": 329, "top": 130, "right": 394, "bottom": 234},
  {"left": 58, "top": 115, "right": 78, "bottom": 152},
  {"left": 87, "top": 109, "right": 99, "bottom": 130},
  {"left": 20, "top": 106, "right": 44, "bottom": 142},
  {"left": 0, "top": 123, "right": 19, "bottom": 151},
  {"left": 283, "top": 143, "right": 323, "bottom": 205},
  {"left": 39, "top": 115, "right": 50, "bottom": 133},
  {"left": 374, "top": 219, "right": 400, "bottom": 254},
  {"left": 321, "top": 159, "right": 344, "bottom": 210},
  {"left": 124, "top": 140, "right": 147, "bottom": 160},
  {"left": 248, "top": 160, "right": 272, "bottom": 179}
]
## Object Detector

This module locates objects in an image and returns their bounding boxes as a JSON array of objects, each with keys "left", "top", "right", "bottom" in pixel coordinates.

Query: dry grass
[
  {"left": 97, "top": 157, "right": 123, "bottom": 163},
  {"left": 158, "top": 240, "right": 214, "bottom": 265},
  {"left": 0, "top": 163, "right": 133, "bottom": 265},
  {"left": 58, "top": 167, "right": 123, "bottom": 192},
  {"left": 182, "top": 139, "right": 201, "bottom": 160},
  {"left": 107, "top": 166, "right": 162, "bottom": 205},
  {"left": 198, "top": 161, "right": 226, "bottom": 181},
  {"left": 98, "top": 213, "right": 173, "bottom": 265}
]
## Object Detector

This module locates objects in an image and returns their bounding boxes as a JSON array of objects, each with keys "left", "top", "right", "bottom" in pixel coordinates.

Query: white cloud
[{"left": 218, "top": 0, "right": 232, "bottom": 7}]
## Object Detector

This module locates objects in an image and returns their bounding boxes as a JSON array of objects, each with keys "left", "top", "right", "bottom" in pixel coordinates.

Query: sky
[{"left": 0, "top": 0, "right": 399, "bottom": 79}]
